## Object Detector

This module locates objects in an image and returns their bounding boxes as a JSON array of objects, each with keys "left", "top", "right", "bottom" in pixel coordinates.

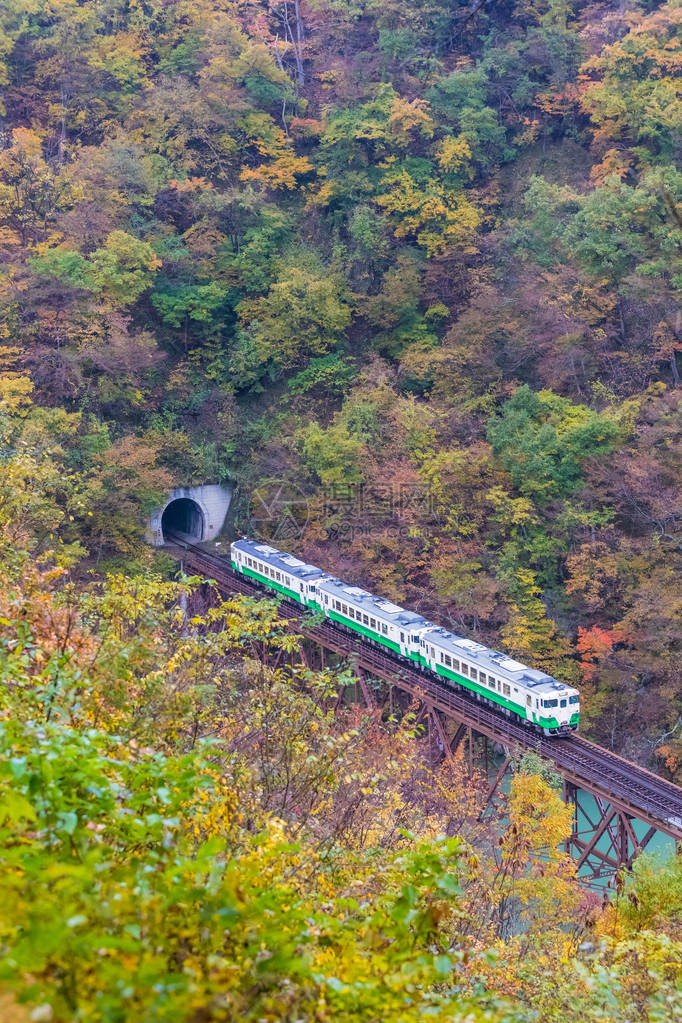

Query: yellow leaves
[
  {"left": 0, "top": 126, "right": 44, "bottom": 176},
  {"left": 0, "top": 370, "right": 33, "bottom": 413},
  {"left": 168, "top": 177, "right": 214, "bottom": 192},
  {"left": 435, "top": 135, "right": 472, "bottom": 175},
  {"left": 508, "top": 773, "right": 573, "bottom": 855},
  {"left": 237, "top": 113, "right": 315, "bottom": 192},
  {"left": 375, "top": 170, "right": 480, "bottom": 256},
  {"left": 387, "top": 94, "right": 434, "bottom": 144},
  {"left": 241, "top": 152, "right": 314, "bottom": 191}
]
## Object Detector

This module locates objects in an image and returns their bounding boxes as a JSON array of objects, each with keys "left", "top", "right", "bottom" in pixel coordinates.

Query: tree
[
  {"left": 487, "top": 384, "right": 619, "bottom": 506},
  {"left": 236, "top": 263, "right": 352, "bottom": 380}
]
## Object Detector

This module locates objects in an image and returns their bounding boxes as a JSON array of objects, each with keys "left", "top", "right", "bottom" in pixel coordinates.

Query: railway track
[{"left": 167, "top": 535, "right": 682, "bottom": 842}]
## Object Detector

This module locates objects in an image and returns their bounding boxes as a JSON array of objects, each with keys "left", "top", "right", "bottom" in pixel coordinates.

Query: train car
[
  {"left": 230, "top": 537, "right": 580, "bottom": 735},
  {"left": 316, "top": 575, "right": 430, "bottom": 661},
  {"left": 230, "top": 538, "right": 328, "bottom": 609},
  {"left": 419, "top": 626, "right": 580, "bottom": 734}
]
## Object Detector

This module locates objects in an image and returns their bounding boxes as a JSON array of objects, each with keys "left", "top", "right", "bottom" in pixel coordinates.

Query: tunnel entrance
[{"left": 161, "top": 498, "right": 205, "bottom": 542}]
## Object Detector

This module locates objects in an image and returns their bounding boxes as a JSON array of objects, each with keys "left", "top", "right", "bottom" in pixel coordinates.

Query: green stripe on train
[
  {"left": 328, "top": 610, "right": 402, "bottom": 652},
  {"left": 233, "top": 564, "right": 304, "bottom": 604}
]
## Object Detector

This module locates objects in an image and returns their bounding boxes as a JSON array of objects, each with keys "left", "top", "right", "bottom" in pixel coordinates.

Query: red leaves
[{"left": 576, "top": 624, "right": 628, "bottom": 680}]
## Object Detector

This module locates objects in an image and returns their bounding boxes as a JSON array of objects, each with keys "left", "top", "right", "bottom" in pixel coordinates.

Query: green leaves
[
  {"left": 487, "top": 384, "right": 619, "bottom": 505},
  {"left": 31, "top": 231, "right": 161, "bottom": 308}
]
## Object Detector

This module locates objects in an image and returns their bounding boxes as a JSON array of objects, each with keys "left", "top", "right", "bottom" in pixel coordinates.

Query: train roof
[
  {"left": 232, "top": 538, "right": 327, "bottom": 581},
  {"left": 422, "top": 625, "right": 577, "bottom": 694},
  {"left": 318, "top": 575, "right": 431, "bottom": 630}
]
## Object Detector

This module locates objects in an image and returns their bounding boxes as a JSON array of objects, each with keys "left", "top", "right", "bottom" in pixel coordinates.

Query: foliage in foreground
[{"left": 0, "top": 503, "right": 681, "bottom": 1021}]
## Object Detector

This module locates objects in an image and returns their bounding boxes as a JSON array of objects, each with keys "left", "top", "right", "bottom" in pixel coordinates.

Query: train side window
[
  {"left": 569, "top": 695, "right": 579, "bottom": 704},
  {"left": 527, "top": 695, "right": 532, "bottom": 705},
  {"left": 444, "top": 654, "right": 452, "bottom": 667},
  {"left": 431, "top": 647, "right": 435, "bottom": 658},
  {"left": 400, "top": 632, "right": 405, "bottom": 643},
  {"left": 470, "top": 668, "right": 478, "bottom": 681},
  {"left": 363, "top": 615, "right": 369, "bottom": 626},
  {"left": 461, "top": 663, "right": 469, "bottom": 676},
  {"left": 382, "top": 624, "right": 388, "bottom": 635},
  {"left": 342, "top": 604, "right": 347, "bottom": 615},
  {"left": 370, "top": 618, "right": 376, "bottom": 629},
  {"left": 479, "top": 672, "right": 486, "bottom": 683},
  {"left": 503, "top": 684, "right": 510, "bottom": 696},
  {"left": 276, "top": 572, "right": 281, "bottom": 581},
  {"left": 453, "top": 659, "right": 459, "bottom": 672}
]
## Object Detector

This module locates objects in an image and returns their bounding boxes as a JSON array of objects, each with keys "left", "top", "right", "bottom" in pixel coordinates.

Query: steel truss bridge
[{"left": 168, "top": 537, "right": 682, "bottom": 885}]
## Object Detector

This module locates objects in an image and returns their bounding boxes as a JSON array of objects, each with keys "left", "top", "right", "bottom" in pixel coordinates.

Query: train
[{"left": 230, "top": 537, "right": 580, "bottom": 736}]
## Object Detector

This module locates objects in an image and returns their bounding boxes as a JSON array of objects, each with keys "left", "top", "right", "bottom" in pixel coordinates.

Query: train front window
[
  {"left": 569, "top": 695, "right": 579, "bottom": 704},
  {"left": 560, "top": 699, "right": 567, "bottom": 708},
  {"left": 544, "top": 699, "right": 558, "bottom": 708}
]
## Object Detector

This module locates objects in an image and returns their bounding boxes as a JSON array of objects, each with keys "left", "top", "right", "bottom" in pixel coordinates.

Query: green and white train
[{"left": 231, "top": 538, "right": 580, "bottom": 736}]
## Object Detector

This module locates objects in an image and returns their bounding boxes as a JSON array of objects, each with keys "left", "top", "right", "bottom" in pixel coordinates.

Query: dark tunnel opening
[{"left": 161, "top": 498, "right": 204, "bottom": 542}]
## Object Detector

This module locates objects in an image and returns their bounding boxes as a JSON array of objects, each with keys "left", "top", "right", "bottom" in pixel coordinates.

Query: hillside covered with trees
[
  {"left": 1, "top": 1, "right": 682, "bottom": 1016},
  {"left": 2, "top": 0, "right": 682, "bottom": 771}
]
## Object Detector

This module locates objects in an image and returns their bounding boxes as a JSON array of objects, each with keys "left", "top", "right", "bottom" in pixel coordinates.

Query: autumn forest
[{"left": 1, "top": 0, "right": 682, "bottom": 1019}]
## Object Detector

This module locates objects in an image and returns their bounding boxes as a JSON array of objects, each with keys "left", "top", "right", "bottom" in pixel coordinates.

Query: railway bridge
[{"left": 167, "top": 537, "right": 682, "bottom": 886}]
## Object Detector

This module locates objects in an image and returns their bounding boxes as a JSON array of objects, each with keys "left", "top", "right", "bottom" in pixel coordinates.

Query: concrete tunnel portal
[
  {"left": 146, "top": 485, "right": 233, "bottom": 547},
  {"left": 161, "top": 497, "right": 205, "bottom": 541}
]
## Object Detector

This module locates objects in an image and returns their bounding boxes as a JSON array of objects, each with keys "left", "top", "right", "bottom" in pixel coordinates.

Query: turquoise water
[
  {"left": 482, "top": 749, "right": 676, "bottom": 888},
  {"left": 573, "top": 788, "right": 675, "bottom": 886}
]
